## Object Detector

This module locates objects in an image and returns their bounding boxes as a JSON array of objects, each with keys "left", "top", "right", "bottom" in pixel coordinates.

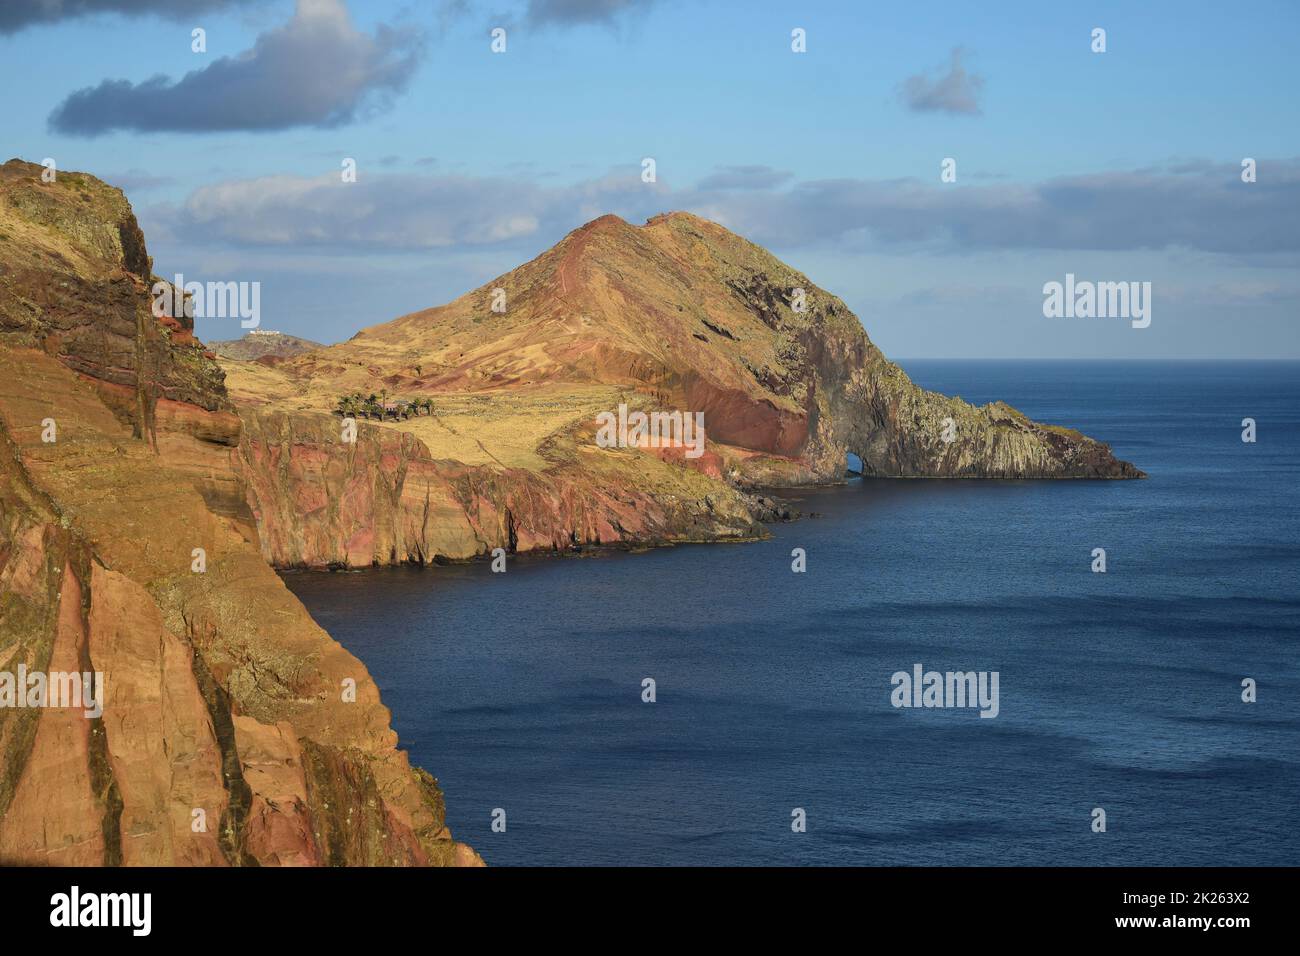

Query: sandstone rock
[
  {"left": 233, "top": 407, "right": 766, "bottom": 568},
  {"left": 0, "top": 161, "right": 475, "bottom": 867}
]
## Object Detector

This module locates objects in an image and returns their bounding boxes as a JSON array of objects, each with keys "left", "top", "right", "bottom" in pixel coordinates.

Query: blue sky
[{"left": 2, "top": 0, "right": 1297, "bottom": 357}]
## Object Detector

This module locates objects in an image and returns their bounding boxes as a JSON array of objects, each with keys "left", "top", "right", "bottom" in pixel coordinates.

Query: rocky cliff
[
  {"left": 234, "top": 407, "right": 767, "bottom": 568},
  {"left": 0, "top": 159, "right": 480, "bottom": 866},
  {"left": 220, "top": 209, "right": 1140, "bottom": 567}
]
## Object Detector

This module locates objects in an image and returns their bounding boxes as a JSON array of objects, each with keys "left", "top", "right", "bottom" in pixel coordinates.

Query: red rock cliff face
[
  {"left": 0, "top": 160, "right": 480, "bottom": 866},
  {"left": 234, "top": 408, "right": 766, "bottom": 568}
]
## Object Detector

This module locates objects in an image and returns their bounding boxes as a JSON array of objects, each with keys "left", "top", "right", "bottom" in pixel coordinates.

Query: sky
[{"left": 1, "top": 0, "right": 1297, "bottom": 358}]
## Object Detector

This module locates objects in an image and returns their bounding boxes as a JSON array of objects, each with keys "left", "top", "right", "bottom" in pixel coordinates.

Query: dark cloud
[
  {"left": 48, "top": 0, "right": 423, "bottom": 135},
  {"left": 898, "top": 47, "right": 984, "bottom": 115},
  {"left": 0, "top": 0, "right": 254, "bottom": 34},
  {"left": 695, "top": 165, "right": 794, "bottom": 191},
  {"left": 158, "top": 159, "right": 1300, "bottom": 258},
  {"left": 526, "top": 0, "right": 660, "bottom": 27}
]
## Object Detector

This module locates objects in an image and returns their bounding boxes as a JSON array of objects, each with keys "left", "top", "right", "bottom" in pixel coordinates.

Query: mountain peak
[
  {"left": 576, "top": 212, "right": 632, "bottom": 232},
  {"left": 645, "top": 210, "right": 716, "bottom": 228}
]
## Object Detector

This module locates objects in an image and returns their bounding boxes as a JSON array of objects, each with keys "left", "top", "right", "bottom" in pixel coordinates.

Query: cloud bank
[{"left": 160, "top": 159, "right": 1298, "bottom": 258}]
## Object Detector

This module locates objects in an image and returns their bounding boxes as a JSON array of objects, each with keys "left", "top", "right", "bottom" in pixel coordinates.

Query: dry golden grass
[
  {"left": 221, "top": 355, "right": 632, "bottom": 472},
  {"left": 367, "top": 383, "right": 625, "bottom": 470},
  {"left": 219, "top": 358, "right": 305, "bottom": 407}
]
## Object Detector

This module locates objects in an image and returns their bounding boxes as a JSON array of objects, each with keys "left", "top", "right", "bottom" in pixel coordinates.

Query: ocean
[{"left": 285, "top": 361, "right": 1300, "bottom": 866}]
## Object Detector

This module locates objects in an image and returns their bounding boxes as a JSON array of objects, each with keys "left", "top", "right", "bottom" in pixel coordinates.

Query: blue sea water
[{"left": 284, "top": 361, "right": 1300, "bottom": 866}]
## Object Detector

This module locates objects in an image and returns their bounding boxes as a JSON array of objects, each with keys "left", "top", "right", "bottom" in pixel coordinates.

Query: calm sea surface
[{"left": 285, "top": 361, "right": 1299, "bottom": 866}]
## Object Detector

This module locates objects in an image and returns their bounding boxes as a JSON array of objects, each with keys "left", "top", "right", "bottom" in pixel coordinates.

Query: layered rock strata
[{"left": 0, "top": 159, "right": 480, "bottom": 866}]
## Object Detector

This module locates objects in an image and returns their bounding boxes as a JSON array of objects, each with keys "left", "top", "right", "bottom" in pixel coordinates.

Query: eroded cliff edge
[
  {"left": 0, "top": 159, "right": 480, "bottom": 865},
  {"left": 234, "top": 407, "right": 769, "bottom": 568}
]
